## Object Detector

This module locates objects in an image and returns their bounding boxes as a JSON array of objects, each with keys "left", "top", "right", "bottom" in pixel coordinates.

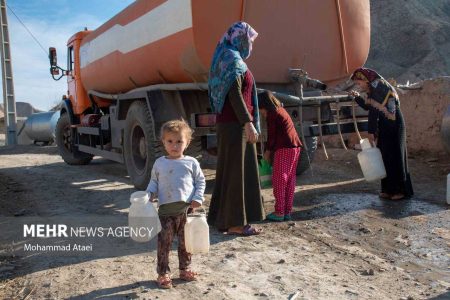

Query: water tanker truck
[{"left": 49, "top": 0, "right": 371, "bottom": 189}]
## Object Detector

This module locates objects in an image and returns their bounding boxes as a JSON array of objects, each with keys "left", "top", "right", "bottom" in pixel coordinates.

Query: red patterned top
[{"left": 266, "top": 107, "right": 302, "bottom": 152}]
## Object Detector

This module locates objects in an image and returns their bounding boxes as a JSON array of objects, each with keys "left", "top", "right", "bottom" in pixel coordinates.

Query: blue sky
[{"left": 6, "top": 0, "right": 134, "bottom": 111}]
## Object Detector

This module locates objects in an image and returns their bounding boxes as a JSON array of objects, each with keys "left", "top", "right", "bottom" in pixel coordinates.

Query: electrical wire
[{"left": 6, "top": 3, "right": 48, "bottom": 56}]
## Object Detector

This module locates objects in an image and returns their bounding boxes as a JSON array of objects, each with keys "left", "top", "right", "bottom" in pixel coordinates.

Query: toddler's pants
[
  {"left": 157, "top": 213, "right": 191, "bottom": 275},
  {"left": 272, "top": 147, "right": 301, "bottom": 215}
]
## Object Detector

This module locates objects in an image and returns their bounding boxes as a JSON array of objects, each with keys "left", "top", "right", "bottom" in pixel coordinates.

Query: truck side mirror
[
  {"left": 49, "top": 47, "right": 58, "bottom": 67},
  {"left": 49, "top": 47, "right": 60, "bottom": 76}
]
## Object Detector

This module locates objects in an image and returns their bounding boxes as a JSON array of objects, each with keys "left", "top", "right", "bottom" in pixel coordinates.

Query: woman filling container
[
  {"left": 350, "top": 67, "right": 414, "bottom": 201},
  {"left": 207, "top": 22, "right": 265, "bottom": 235}
]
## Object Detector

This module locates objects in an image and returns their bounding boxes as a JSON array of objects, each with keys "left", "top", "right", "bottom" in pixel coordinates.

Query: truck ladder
[{"left": 0, "top": 0, "right": 16, "bottom": 145}]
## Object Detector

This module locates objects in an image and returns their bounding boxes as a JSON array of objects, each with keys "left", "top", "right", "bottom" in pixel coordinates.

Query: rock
[
  {"left": 225, "top": 253, "right": 237, "bottom": 259},
  {"left": 232, "top": 284, "right": 237, "bottom": 288},
  {"left": 359, "top": 227, "right": 372, "bottom": 234},
  {"left": 275, "top": 276, "right": 282, "bottom": 280},
  {"left": 277, "top": 259, "right": 286, "bottom": 264},
  {"left": 361, "top": 269, "right": 375, "bottom": 276},
  {"left": 345, "top": 289, "right": 359, "bottom": 296}
]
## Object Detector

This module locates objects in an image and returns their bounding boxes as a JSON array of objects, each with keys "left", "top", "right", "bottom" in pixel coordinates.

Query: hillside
[{"left": 367, "top": 0, "right": 450, "bottom": 82}]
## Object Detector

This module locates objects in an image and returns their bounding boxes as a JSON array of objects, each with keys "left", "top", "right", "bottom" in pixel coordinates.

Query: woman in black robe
[{"left": 350, "top": 68, "right": 413, "bottom": 200}]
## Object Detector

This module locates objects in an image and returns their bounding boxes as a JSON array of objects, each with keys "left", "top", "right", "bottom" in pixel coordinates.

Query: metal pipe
[{"left": 257, "top": 89, "right": 353, "bottom": 106}]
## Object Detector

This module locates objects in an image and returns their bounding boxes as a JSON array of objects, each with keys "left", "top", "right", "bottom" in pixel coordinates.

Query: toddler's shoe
[
  {"left": 157, "top": 274, "right": 172, "bottom": 289},
  {"left": 266, "top": 212, "right": 284, "bottom": 222},
  {"left": 284, "top": 214, "right": 292, "bottom": 221}
]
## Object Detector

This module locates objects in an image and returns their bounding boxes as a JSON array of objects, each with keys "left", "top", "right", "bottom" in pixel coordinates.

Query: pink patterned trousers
[{"left": 272, "top": 147, "right": 301, "bottom": 215}]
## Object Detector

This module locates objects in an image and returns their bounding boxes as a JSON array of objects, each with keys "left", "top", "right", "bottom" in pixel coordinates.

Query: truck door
[{"left": 67, "top": 46, "right": 77, "bottom": 108}]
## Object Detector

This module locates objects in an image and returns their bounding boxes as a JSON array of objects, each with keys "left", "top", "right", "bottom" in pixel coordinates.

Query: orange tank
[{"left": 78, "top": 0, "right": 370, "bottom": 94}]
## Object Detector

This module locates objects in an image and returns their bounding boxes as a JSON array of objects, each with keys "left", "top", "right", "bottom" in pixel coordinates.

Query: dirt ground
[{"left": 0, "top": 144, "right": 449, "bottom": 300}]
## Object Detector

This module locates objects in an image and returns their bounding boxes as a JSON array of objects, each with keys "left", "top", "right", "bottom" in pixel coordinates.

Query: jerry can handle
[{"left": 186, "top": 205, "right": 206, "bottom": 217}]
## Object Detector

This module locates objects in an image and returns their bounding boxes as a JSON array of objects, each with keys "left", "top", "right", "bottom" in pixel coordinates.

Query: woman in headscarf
[
  {"left": 350, "top": 67, "right": 413, "bottom": 200},
  {"left": 207, "top": 22, "right": 265, "bottom": 235}
]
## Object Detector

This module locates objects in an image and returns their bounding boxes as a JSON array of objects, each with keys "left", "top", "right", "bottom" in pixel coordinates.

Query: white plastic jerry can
[
  {"left": 357, "top": 138, "right": 387, "bottom": 182},
  {"left": 128, "top": 191, "right": 161, "bottom": 242},
  {"left": 184, "top": 207, "right": 210, "bottom": 254}
]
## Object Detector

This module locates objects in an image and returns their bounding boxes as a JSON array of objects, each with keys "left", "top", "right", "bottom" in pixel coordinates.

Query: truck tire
[
  {"left": 296, "top": 136, "right": 318, "bottom": 175},
  {"left": 55, "top": 113, "right": 93, "bottom": 165},
  {"left": 124, "top": 101, "right": 159, "bottom": 190}
]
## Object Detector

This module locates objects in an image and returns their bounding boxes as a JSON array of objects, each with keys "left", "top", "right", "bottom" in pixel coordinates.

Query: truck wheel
[
  {"left": 296, "top": 136, "right": 318, "bottom": 175},
  {"left": 56, "top": 113, "right": 93, "bottom": 165},
  {"left": 124, "top": 101, "right": 159, "bottom": 190}
]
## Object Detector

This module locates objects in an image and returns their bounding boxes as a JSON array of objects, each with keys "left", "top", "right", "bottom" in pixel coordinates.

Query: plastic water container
[
  {"left": 128, "top": 191, "right": 160, "bottom": 242},
  {"left": 357, "top": 138, "right": 387, "bottom": 182},
  {"left": 447, "top": 173, "right": 450, "bottom": 205},
  {"left": 184, "top": 207, "right": 209, "bottom": 254}
]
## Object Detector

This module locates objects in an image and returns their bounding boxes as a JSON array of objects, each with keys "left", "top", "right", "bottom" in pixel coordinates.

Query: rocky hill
[
  {"left": 367, "top": 0, "right": 450, "bottom": 83},
  {"left": 0, "top": 102, "right": 42, "bottom": 119}
]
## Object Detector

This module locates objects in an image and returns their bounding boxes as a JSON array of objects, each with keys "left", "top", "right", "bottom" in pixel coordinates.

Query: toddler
[
  {"left": 258, "top": 91, "right": 302, "bottom": 221},
  {"left": 146, "top": 119, "right": 205, "bottom": 288}
]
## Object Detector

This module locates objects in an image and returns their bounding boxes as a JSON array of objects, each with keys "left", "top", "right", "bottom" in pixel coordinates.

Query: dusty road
[{"left": 0, "top": 145, "right": 449, "bottom": 300}]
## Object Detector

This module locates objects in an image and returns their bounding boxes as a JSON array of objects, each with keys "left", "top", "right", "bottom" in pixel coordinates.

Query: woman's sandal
[
  {"left": 226, "top": 224, "right": 262, "bottom": 236},
  {"left": 241, "top": 224, "right": 262, "bottom": 236},
  {"left": 180, "top": 269, "right": 198, "bottom": 281},
  {"left": 157, "top": 274, "right": 173, "bottom": 289}
]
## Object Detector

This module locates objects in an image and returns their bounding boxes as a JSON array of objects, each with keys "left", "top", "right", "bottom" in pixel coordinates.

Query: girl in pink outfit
[{"left": 258, "top": 91, "right": 302, "bottom": 221}]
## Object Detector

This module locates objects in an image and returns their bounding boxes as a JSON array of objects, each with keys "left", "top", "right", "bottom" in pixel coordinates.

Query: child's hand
[
  {"left": 149, "top": 193, "right": 157, "bottom": 202},
  {"left": 190, "top": 201, "right": 201, "bottom": 208},
  {"left": 264, "top": 150, "right": 272, "bottom": 164}
]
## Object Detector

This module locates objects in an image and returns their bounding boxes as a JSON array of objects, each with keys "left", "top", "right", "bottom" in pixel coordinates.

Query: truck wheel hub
[
  {"left": 131, "top": 125, "right": 147, "bottom": 171},
  {"left": 139, "top": 138, "right": 146, "bottom": 158}
]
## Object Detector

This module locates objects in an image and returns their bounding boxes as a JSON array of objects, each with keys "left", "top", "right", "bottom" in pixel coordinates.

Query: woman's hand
[
  {"left": 349, "top": 90, "right": 360, "bottom": 98},
  {"left": 244, "top": 122, "right": 258, "bottom": 144}
]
